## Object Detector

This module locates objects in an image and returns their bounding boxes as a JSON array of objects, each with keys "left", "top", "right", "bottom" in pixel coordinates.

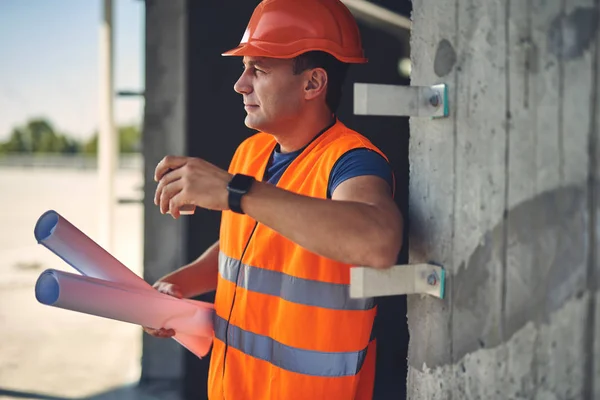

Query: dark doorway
[{"left": 183, "top": 2, "right": 257, "bottom": 399}]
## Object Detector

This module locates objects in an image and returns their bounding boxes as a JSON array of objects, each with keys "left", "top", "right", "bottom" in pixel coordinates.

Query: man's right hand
[{"left": 142, "top": 281, "right": 183, "bottom": 338}]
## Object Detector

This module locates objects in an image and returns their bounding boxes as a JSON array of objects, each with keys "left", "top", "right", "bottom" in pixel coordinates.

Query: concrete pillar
[
  {"left": 141, "top": 0, "right": 188, "bottom": 386},
  {"left": 98, "top": 0, "right": 116, "bottom": 252},
  {"left": 407, "top": 0, "right": 599, "bottom": 398}
]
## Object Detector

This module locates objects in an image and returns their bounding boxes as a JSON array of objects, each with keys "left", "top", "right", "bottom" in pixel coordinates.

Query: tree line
[{"left": 0, "top": 118, "right": 141, "bottom": 154}]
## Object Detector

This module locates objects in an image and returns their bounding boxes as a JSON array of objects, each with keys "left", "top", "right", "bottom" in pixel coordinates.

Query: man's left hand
[{"left": 154, "top": 155, "right": 232, "bottom": 218}]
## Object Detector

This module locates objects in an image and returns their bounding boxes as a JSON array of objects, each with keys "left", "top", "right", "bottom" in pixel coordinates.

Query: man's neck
[{"left": 271, "top": 107, "right": 335, "bottom": 153}]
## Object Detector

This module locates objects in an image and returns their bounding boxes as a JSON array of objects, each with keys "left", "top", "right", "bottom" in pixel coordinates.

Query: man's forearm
[
  {"left": 242, "top": 182, "right": 402, "bottom": 269},
  {"left": 159, "top": 240, "right": 220, "bottom": 298}
]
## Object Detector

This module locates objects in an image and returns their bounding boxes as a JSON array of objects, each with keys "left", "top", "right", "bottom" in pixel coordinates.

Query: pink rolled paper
[
  {"left": 33, "top": 210, "right": 215, "bottom": 358},
  {"left": 34, "top": 210, "right": 150, "bottom": 291},
  {"left": 174, "top": 333, "right": 214, "bottom": 357},
  {"left": 35, "top": 269, "right": 214, "bottom": 339}
]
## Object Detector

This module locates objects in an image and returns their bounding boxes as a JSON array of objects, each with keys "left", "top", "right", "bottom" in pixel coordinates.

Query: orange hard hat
[{"left": 222, "top": 0, "right": 367, "bottom": 63}]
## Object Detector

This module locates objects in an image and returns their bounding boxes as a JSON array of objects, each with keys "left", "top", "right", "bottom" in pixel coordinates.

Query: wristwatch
[{"left": 227, "top": 174, "right": 256, "bottom": 214}]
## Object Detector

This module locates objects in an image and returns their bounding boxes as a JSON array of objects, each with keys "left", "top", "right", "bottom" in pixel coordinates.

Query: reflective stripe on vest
[
  {"left": 214, "top": 314, "right": 368, "bottom": 377},
  {"left": 218, "top": 252, "right": 375, "bottom": 311}
]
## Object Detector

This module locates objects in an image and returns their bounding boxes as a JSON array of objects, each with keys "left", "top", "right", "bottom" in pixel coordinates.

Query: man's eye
[{"left": 242, "top": 65, "right": 265, "bottom": 75}]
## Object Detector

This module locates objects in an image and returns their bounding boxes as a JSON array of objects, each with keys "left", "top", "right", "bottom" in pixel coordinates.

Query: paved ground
[{"left": 0, "top": 166, "right": 152, "bottom": 399}]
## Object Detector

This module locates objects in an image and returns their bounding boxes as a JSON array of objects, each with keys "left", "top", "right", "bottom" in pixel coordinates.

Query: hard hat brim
[{"left": 222, "top": 42, "right": 368, "bottom": 64}]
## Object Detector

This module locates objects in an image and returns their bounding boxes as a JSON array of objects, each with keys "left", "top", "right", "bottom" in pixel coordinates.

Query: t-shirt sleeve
[{"left": 327, "top": 148, "right": 395, "bottom": 198}]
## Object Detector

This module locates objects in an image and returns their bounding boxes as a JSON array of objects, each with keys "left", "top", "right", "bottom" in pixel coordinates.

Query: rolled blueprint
[
  {"left": 35, "top": 269, "right": 214, "bottom": 337},
  {"left": 174, "top": 332, "right": 214, "bottom": 357},
  {"left": 33, "top": 210, "right": 215, "bottom": 358},
  {"left": 34, "top": 210, "right": 150, "bottom": 291}
]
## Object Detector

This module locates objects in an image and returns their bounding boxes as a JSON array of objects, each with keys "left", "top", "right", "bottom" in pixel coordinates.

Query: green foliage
[
  {"left": 83, "top": 134, "right": 98, "bottom": 155},
  {"left": 0, "top": 118, "right": 141, "bottom": 155},
  {"left": 118, "top": 125, "right": 141, "bottom": 153}
]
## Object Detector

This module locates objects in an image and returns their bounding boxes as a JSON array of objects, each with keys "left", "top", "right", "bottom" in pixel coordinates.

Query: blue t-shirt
[{"left": 264, "top": 146, "right": 394, "bottom": 198}]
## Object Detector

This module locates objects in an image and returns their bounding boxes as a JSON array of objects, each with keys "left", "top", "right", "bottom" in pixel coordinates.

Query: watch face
[
  {"left": 227, "top": 174, "right": 255, "bottom": 215},
  {"left": 228, "top": 174, "right": 255, "bottom": 193}
]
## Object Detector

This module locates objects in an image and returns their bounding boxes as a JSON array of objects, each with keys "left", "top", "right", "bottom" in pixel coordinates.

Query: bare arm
[
  {"left": 158, "top": 240, "right": 220, "bottom": 298},
  {"left": 242, "top": 176, "right": 403, "bottom": 269},
  {"left": 153, "top": 156, "right": 403, "bottom": 269}
]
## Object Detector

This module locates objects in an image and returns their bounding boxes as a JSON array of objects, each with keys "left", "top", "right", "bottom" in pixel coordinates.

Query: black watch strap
[{"left": 227, "top": 174, "right": 255, "bottom": 214}]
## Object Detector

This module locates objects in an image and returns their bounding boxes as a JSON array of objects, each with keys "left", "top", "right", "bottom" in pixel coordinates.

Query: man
[{"left": 146, "top": 0, "right": 403, "bottom": 398}]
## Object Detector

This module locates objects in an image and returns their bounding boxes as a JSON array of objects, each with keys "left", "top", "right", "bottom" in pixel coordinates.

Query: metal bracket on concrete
[
  {"left": 354, "top": 83, "right": 449, "bottom": 118},
  {"left": 350, "top": 263, "right": 445, "bottom": 299}
]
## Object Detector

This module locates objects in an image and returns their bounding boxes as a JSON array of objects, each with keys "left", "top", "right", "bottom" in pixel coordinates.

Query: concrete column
[
  {"left": 141, "top": 0, "right": 188, "bottom": 385},
  {"left": 408, "top": 0, "right": 599, "bottom": 398}
]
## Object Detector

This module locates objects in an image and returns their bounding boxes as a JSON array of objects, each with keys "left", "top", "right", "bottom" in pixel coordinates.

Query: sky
[{"left": 0, "top": 0, "right": 144, "bottom": 140}]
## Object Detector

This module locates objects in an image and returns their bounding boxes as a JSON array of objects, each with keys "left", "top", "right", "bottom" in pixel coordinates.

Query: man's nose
[{"left": 234, "top": 71, "right": 252, "bottom": 95}]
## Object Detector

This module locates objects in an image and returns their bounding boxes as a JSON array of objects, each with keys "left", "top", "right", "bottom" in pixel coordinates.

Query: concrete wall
[
  {"left": 141, "top": 0, "right": 188, "bottom": 387},
  {"left": 408, "top": 0, "right": 599, "bottom": 398}
]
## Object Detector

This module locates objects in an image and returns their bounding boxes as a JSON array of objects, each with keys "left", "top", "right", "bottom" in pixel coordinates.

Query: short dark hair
[{"left": 292, "top": 51, "right": 350, "bottom": 113}]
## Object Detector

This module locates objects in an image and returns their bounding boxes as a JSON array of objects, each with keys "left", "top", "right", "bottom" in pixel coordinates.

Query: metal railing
[{"left": 0, "top": 153, "right": 142, "bottom": 170}]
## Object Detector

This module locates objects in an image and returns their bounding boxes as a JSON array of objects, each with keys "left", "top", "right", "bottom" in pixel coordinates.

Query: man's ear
[{"left": 304, "top": 68, "right": 328, "bottom": 101}]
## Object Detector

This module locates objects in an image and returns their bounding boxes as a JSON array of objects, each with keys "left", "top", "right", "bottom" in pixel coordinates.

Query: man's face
[{"left": 234, "top": 56, "right": 306, "bottom": 133}]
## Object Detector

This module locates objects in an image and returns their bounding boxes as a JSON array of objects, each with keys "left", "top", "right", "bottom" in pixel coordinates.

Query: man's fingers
[
  {"left": 168, "top": 192, "right": 186, "bottom": 219},
  {"left": 159, "top": 179, "right": 184, "bottom": 214},
  {"left": 144, "top": 282, "right": 180, "bottom": 338},
  {"left": 168, "top": 190, "right": 197, "bottom": 220},
  {"left": 143, "top": 327, "right": 159, "bottom": 335},
  {"left": 155, "top": 282, "right": 183, "bottom": 299},
  {"left": 154, "top": 156, "right": 187, "bottom": 182},
  {"left": 169, "top": 286, "right": 183, "bottom": 299},
  {"left": 144, "top": 327, "right": 176, "bottom": 338},
  {"left": 156, "top": 328, "right": 176, "bottom": 337},
  {"left": 154, "top": 168, "right": 182, "bottom": 206},
  {"left": 158, "top": 283, "right": 183, "bottom": 299}
]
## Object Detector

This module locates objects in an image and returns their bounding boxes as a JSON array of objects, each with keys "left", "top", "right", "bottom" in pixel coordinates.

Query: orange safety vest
[{"left": 208, "top": 120, "right": 390, "bottom": 400}]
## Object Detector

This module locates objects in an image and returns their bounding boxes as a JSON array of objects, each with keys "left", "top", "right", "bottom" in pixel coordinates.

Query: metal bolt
[
  {"left": 427, "top": 273, "right": 437, "bottom": 286},
  {"left": 429, "top": 94, "right": 440, "bottom": 108}
]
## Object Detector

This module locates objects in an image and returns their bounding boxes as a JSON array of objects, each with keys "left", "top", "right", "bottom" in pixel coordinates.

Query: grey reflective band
[
  {"left": 219, "top": 252, "right": 375, "bottom": 311},
  {"left": 215, "top": 315, "right": 368, "bottom": 377}
]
